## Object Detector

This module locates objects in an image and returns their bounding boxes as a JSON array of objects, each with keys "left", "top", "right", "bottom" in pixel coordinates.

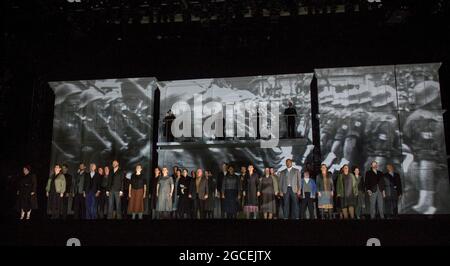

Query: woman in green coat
[{"left": 46, "top": 164, "right": 66, "bottom": 219}]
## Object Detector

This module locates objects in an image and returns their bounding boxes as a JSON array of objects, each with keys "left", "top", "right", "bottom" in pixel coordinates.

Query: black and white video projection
[
  {"left": 315, "top": 63, "right": 450, "bottom": 214},
  {"left": 49, "top": 78, "right": 156, "bottom": 178},
  {"left": 157, "top": 73, "right": 314, "bottom": 173}
]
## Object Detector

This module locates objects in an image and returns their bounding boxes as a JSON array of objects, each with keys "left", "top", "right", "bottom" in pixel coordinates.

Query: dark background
[{"left": 2, "top": 0, "right": 450, "bottom": 222}]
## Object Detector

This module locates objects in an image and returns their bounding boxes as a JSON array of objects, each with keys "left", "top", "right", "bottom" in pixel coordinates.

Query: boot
[{"left": 413, "top": 190, "right": 436, "bottom": 214}]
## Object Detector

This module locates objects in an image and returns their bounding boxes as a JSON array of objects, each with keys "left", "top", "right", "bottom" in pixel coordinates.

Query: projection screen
[
  {"left": 49, "top": 78, "right": 156, "bottom": 181},
  {"left": 157, "top": 73, "right": 314, "bottom": 174},
  {"left": 315, "top": 63, "right": 450, "bottom": 214}
]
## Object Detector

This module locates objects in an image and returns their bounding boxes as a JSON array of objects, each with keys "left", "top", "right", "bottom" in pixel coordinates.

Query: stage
[
  {"left": 2, "top": 216, "right": 450, "bottom": 246},
  {"left": 3, "top": 0, "right": 450, "bottom": 254}
]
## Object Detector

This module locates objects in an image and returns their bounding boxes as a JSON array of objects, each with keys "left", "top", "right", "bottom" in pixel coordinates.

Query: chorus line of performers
[{"left": 16, "top": 159, "right": 402, "bottom": 220}]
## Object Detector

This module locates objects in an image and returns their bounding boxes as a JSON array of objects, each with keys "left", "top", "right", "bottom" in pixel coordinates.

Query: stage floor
[{"left": 2, "top": 216, "right": 450, "bottom": 246}]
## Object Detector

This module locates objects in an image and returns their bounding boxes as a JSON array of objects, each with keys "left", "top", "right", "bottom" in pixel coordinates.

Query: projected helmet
[
  {"left": 379, "top": 113, "right": 397, "bottom": 123},
  {"left": 331, "top": 89, "right": 345, "bottom": 107},
  {"left": 79, "top": 88, "right": 104, "bottom": 109},
  {"left": 370, "top": 85, "right": 396, "bottom": 108},
  {"left": 54, "top": 83, "right": 82, "bottom": 105},
  {"left": 358, "top": 86, "right": 372, "bottom": 104},
  {"left": 413, "top": 80, "right": 440, "bottom": 107},
  {"left": 318, "top": 86, "right": 334, "bottom": 104},
  {"left": 320, "top": 106, "right": 333, "bottom": 114},
  {"left": 104, "top": 89, "right": 122, "bottom": 104},
  {"left": 120, "top": 79, "right": 150, "bottom": 100},
  {"left": 347, "top": 85, "right": 362, "bottom": 106}
]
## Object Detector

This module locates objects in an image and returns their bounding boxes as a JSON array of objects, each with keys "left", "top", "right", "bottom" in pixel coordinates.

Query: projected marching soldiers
[
  {"left": 316, "top": 63, "right": 450, "bottom": 214},
  {"left": 49, "top": 78, "right": 156, "bottom": 180},
  {"left": 47, "top": 64, "right": 450, "bottom": 219}
]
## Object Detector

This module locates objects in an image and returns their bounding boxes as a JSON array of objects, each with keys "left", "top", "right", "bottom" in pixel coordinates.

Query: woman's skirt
[
  {"left": 172, "top": 195, "right": 179, "bottom": 211},
  {"left": 18, "top": 192, "right": 38, "bottom": 212},
  {"left": 341, "top": 195, "right": 357, "bottom": 208},
  {"left": 128, "top": 188, "right": 144, "bottom": 213},
  {"left": 156, "top": 194, "right": 173, "bottom": 212},
  {"left": 318, "top": 191, "right": 333, "bottom": 209},
  {"left": 205, "top": 196, "right": 215, "bottom": 212},
  {"left": 260, "top": 193, "right": 276, "bottom": 213},
  {"left": 223, "top": 189, "right": 239, "bottom": 214},
  {"left": 177, "top": 195, "right": 191, "bottom": 214}
]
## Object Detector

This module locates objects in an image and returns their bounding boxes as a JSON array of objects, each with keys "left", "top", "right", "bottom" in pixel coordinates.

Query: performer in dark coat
[
  {"left": 61, "top": 164, "right": 73, "bottom": 219},
  {"left": 238, "top": 166, "right": 247, "bottom": 216},
  {"left": 17, "top": 165, "right": 38, "bottom": 220},
  {"left": 72, "top": 163, "right": 87, "bottom": 219},
  {"left": 176, "top": 169, "right": 192, "bottom": 219},
  {"left": 365, "top": 161, "right": 386, "bottom": 219},
  {"left": 122, "top": 176, "right": 131, "bottom": 219},
  {"left": 189, "top": 169, "right": 209, "bottom": 219},
  {"left": 97, "top": 166, "right": 109, "bottom": 219},
  {"left": 384, "top": 163, "right": 402, "bottom": 218},
  {"left": 151, "top": 167, "right": 161, "bottom": 219},
  {"left": 221, "top": 166, "right": 241, "bottom": 219},
  {"left": 284, "top": 100, "right": 297, "bottom": 138},
  {"left": 354, "top": 166, "right": 369, "bottom": 219},
  {"left": 172, "top": 167, "right": 180, "bottom": 217},
  {"left": 243, "top": 165, "right": 259, "bottom": 219},
  {"left": 164, "top": 110, "right": 176, "bottom": 142},
  {"left": 205, "top": 170, "right": 217, "bottom": 219},
  {"left": 84, "top": 163, "right": 101, "bottom": 220},
  {"left": 107, "top": 160, "right": 125, "bottom": 220},
  {"left": 216, "top": 163, "right": 228, "bottom": 218}
]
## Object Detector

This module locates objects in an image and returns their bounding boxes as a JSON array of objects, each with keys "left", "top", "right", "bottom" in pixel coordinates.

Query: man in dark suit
[
  {"left": 72, "top": 163, "right": 87, "bottom": 219},
  {"left": 189, "top": 168, "right": 209, "bottom": 219},
  {"left": 164, "top": 109, "right": 176, "bottom": 142},
  {"left": 106, "top": 160, "right": 125, "bottom": 219},
  {"left": 284, "top": 101, "right": 297, "bottom": 138},
  {"left": 365, "top": 161, "right": 386, "bottom": 219},
  {"left": 279, "top": 159, "right": 301, "bottom": 219},
  {"left": 84, "top": 163, "right": 101, "bottom": 220},
  {"left": 385, "top": 163, "right": 402, "bottom": 218},
  {"left": 217, "top": 163, "right": 228, "bottom": 218}
]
